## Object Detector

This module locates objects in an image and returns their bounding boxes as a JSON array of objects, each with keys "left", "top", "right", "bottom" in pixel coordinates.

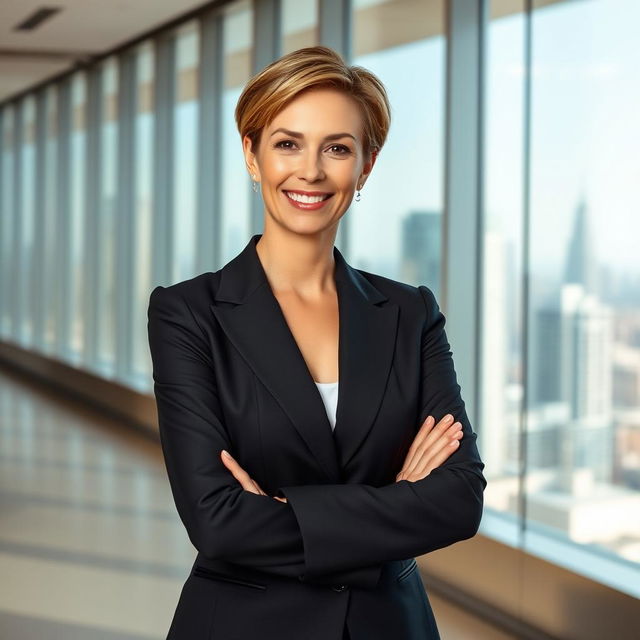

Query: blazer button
[{"left": 331, "top": 584, "right": 347, "bottom": 592}]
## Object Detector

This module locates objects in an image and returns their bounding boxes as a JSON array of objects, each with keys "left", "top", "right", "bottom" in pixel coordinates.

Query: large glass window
[
  {"left": 483, "top": 0, "right": 640, "bottom": 595},
  {"left": 350, "top": 0, "right": 446, "bottom": 300},
  {"left": 524, "top": 0, "right": 640, "bottom": 586}
]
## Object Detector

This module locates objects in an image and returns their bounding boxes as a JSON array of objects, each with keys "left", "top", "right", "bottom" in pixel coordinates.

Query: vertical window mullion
[
  {"left": 84, "top": 67, "right": 103, "bottom": 367},
  {"left": 0, "top": 107, "right": 9, "bottom": 338},
  {"left": 519, "top": 0, "right": 533, "bottom": 548},
  {"left": 116, "top": 50, "right": 138, "bottom": 380},
  {"left": 13, "top": 102, "right": 24, "bottom": 343},
  {"left": 0, "top": 107, "right": 3, "bottom": 336},
  {"left": 151, "top": 34, "right": 176, "bottom": 288},
  {"left": 42, "top": 87, "right": 59, "bottom": 354},
  {"left": 251, "top": 0, "right": 282, "bottom": 234},
  {"left": 32, "top": 90, "right": 47, "bottom": 350},
  {"left": 197, "top": 10, "right": 224, "bottom": 275},
  {"left": 319, "top": 0, "right": 351, "bottom": 60},
  {"left": 55, "top": 81, "right": 72, "bottom": 356}
]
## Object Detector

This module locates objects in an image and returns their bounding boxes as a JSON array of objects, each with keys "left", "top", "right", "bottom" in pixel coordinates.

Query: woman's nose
[{"left": 297, "top": 151, "right": 325, "bottom": 182}]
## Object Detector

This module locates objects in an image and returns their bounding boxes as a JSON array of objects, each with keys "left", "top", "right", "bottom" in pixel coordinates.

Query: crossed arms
[{"left": 147, "top": 283, "right": 487, "bottom": 589}]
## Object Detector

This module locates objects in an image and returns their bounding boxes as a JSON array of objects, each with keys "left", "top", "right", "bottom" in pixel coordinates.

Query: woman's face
[{"left": 243, "top": 87, "right": 377, "bottom": 234}]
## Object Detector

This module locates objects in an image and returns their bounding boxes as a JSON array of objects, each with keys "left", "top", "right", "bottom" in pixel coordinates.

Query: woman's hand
[
  {"left": 220, "top": 450, "right": 288, "bottom": 503},
  {"left": 396, "top": 414, "right": 463, "bottom": 482}
]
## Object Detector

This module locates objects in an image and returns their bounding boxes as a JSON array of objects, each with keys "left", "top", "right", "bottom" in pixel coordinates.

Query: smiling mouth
[{"left": 283, "top": 191, "right": 334, "bottom": 204}]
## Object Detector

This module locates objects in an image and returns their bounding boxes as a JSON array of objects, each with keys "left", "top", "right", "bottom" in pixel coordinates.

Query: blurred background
[{"left": 0, "top": 0, "right": 639, "bottom": 638}]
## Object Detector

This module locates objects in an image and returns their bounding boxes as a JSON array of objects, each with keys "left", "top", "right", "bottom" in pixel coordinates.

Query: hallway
[
  {"left": 0, "top": 365, "right": 514, "bottom": 639},
  {"left": 0, "top": 366, "right": 190, "bottom": 638}
]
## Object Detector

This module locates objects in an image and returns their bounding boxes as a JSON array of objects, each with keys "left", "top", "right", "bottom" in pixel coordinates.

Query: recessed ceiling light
[{"left": 14, "top": 6, "right": 62, "bottom": 32}]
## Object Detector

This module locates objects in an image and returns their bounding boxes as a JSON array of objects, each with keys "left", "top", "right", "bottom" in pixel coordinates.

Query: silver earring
[
  {"left": 251, "top": 174, "right": 259, "bottom": 193},
  {"left": 355, "top": 185, "right": 362, "bottom": 202}
]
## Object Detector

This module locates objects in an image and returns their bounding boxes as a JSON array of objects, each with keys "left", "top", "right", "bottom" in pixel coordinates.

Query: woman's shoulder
[
  {"left": 352, "top": 265, "right": 437, "bottom": 309},
  {"left": 148, "top": 271, "right": 220, "bottom": 316},
  {"left": 350, "top": 266, "right": 443, "bottom": 329}
]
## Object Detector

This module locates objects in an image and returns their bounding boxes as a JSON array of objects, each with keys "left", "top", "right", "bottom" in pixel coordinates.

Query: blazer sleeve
[
  {"left": 147, "top": 284, "right": 383, "bottom": 589},
  {"left": 275, "top": 284, "right": 487, "bottom": 578}
]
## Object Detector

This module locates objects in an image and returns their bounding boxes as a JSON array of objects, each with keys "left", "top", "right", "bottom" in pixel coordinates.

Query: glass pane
[
  {"left": 132, "top": 42, "right": 155, "bottom": 384},
  {"left": 19, "top": 96, "right": 37, "bottom": 347},
  {"left": 281, "top": 0, "right": 318, "bottom": 54},
  {"left": 221, "top": 0, "right": 253, "bottom": 265},
  {"left": 97, "top": 58, "right": 118, "bottom": 374},
  {"left": 351, "top": 0, "right": 446, "bottom": 299},
  {"left": 172, "top": 21, "right": 200, "bottom": 284},
  {"left": 524, "top": 0, "right": 640, "bottom": 590},
  {"left": 482, "top": 0, "right": 526, "bottom": 541},
  {"left": 68, "top": 72, "right": 87, "bottom": 363}
]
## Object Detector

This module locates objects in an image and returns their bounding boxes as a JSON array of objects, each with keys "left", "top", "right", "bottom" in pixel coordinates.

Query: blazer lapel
[{"left": 210, "top": 234, "right": 399, "bottom": 482}]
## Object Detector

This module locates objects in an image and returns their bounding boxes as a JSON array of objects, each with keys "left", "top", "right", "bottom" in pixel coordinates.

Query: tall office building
[{"left": 400, "top": 210, "right": 442, "bottom": 300}]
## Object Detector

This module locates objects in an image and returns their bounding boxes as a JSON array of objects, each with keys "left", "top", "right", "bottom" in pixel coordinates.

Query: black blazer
[{"left": 147, "top": 233, "right": 487, "bottom": 640}]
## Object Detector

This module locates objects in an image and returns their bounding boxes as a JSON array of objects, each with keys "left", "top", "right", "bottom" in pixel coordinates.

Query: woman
[{"left": 148, "top": 45, "right": 486, "bottom": 640}]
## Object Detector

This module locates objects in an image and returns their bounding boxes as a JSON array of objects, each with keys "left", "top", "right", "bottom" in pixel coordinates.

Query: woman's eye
[
  {"left": 274, "top": 140, "right": 296, "bottom": 150},
  {"left": 328, "top": 144, "right": 350, "bottom": 155}
]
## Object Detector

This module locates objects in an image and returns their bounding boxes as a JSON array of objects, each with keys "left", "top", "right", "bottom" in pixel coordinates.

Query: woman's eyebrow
[{"left": 269, "top": 127, "right": 356, "bottom": 142}]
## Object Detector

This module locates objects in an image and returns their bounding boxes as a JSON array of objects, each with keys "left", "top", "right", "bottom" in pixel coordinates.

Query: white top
[{"left": 314, "top": 381, "right": 339, "bottom": 431}]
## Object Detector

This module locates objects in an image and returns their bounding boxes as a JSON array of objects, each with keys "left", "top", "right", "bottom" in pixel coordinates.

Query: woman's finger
[
  {"left": 418, "top": 435, "right": 461, "bottom": 478},
  {"left": 398, "top": 426, "right": 463, "bottom": 481},
  {"left": 220, "top": 450, "right": 259, "bottom": 494},
  {"left": 402, "top": 414, "right": 456, "bottom": 477},
  {"left": 396, "top": 414, "right": 462, "bottom": 480},
  {"left": 251, "top": 478, "right": 267, "bottom": 496},
  {"left": 411, "top": 422, "right": 462, "bottom": 475},
  {"left": 401, "top": 415, "right": 435, "bottom": 470},
  {"left": 220, "top": 451, "right": 284, "bottom": 501}
]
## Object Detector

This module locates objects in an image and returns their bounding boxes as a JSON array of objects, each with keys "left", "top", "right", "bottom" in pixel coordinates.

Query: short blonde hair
[{"left": 235, "top": 45, "right": 391, "bottom": 156}]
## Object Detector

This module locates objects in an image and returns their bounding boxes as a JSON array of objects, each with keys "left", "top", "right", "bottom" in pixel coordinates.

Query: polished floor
[{"left": 0, "top": 365, "right": 515, "bottom": 639}]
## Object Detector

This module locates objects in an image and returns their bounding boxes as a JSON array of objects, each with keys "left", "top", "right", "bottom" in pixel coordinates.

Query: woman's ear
[
  {"left": 242, "top": 134, "right": 260, "bottom": 180},
  {"left": 359, "top": 147, "right": 379, "bottom": 188}
]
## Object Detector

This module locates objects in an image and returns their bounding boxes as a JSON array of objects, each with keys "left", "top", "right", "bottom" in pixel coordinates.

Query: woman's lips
[{"left": 282, "top": 190, "right": 334, "bottom": 211}]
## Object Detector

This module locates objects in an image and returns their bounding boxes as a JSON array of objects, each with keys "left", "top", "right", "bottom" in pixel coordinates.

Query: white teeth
[{"left": 285, "top": 191, "right": 329, "bottom": 204}]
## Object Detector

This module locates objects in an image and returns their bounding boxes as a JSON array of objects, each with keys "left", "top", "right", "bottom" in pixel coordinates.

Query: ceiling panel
[{"left": 0, "top": 0, "right": 214, "bottom": 102}]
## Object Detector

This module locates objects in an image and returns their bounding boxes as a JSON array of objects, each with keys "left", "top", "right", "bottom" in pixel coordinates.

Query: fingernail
[
  {"left": 222, "top": 449, "right": 233, "bottom": 459},
  {"left": 445, "top": 414, "right": 454, "bottom": 422}
]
